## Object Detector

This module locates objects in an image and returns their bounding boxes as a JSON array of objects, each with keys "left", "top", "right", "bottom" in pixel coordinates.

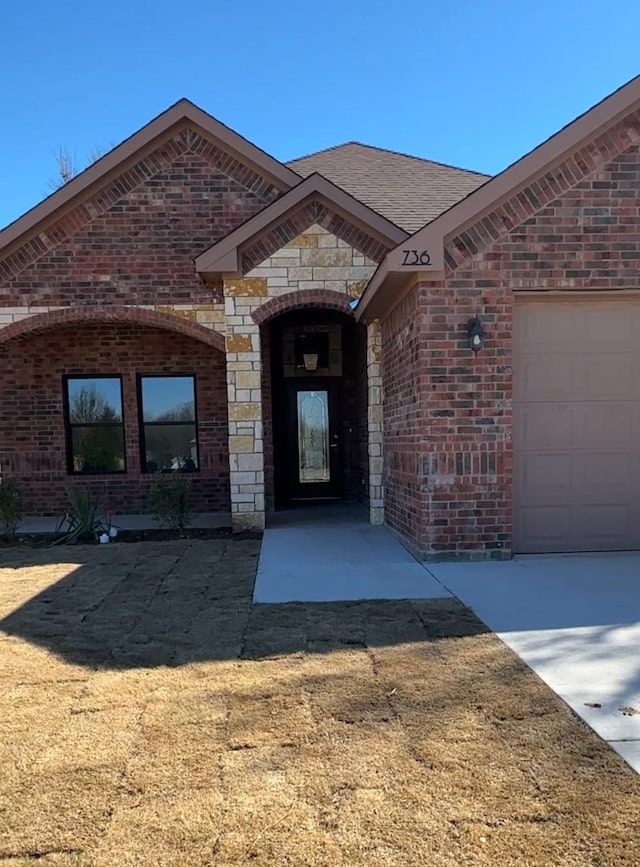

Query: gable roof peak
[
  {"left": 195, "top": 170, "right": 407, "bottom": 277},
  {"left": 288, "top": 140, "right": 489, "bottom": 177},
  {"left": 357, "top": 73, "right": 640, "bottom": 321},
  {"left": 0, "top": 98, "right": 300, "bottom": 255},
  {"left": 287, "top": 140, "right": 490, "bottom": 232}
]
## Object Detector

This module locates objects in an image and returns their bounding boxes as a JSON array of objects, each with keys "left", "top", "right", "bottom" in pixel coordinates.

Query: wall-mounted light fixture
[
  {"left": 302, "top": 352, "right": 319, "bottom": 371},
  {"left": 466, "top": 315, "right": 485, "bottom": 352},
  {"left": 296, "top": 332, "right": 327, "bottom": 371}
]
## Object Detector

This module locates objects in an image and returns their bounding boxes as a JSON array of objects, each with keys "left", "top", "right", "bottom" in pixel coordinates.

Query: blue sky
[{"left": 1, "top": 0, "right": 639, "bottom": 230}]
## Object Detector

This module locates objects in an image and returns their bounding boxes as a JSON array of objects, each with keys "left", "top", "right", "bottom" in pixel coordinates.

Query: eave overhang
[
  {"left": 195, "top": 173, "right": 408, "bottom": 279},
  {"left": 356, "top": 74, "right": 640, "bottom": 323},
  {"left": 0, "top": 98, "right": 301, "bottom": 260}
]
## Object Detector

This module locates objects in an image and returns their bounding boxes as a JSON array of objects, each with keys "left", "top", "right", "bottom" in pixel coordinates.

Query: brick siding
[
  {"left": 0, "top": 125, "right": 279, "bottom": 520},
  {"left": 382, "top": 286, "right": 426, "bottom": 548},
  {"left": 0, "top": 324, "right": 229, "bottom": 516},
  {"left": 0, "top": 305, "right": 225, "bottom": 352},
  {"left": 0, "top": 129, "right": 279, "bottom": 307},
  {"left": 382, "top": 129, "right": 640, "bottom": 558},
  {"left": 252, "top": 289, "right": 355, "bottom": 326}
]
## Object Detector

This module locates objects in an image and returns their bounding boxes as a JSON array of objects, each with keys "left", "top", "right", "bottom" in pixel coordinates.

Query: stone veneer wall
[
  {"left": 223, "top": 223, "right": 383, "bottom": 530},
  {"left": 0, "top": 303, "right": 226, "bottom": 335}
]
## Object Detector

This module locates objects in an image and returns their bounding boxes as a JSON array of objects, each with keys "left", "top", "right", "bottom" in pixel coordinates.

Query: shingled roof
[{"left": 287, "top": 142, "right": 489, "bottom": 233}]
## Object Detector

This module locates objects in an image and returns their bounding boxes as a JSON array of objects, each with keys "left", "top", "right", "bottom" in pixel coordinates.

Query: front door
[{"left": 282, "top": 380, "right": 342, "bottom": 502}]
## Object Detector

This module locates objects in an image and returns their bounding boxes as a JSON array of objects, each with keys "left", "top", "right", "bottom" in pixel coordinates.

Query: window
[
  {"left": 138, "top": 375, "right": 198, "bottom": 473},
  {"left": 64, "top": 376, "right": 126, "bottom": 474}
]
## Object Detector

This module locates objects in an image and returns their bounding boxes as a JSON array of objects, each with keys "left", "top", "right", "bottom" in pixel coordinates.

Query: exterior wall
[
  {"left": 0, "top": 129, "right": 280, "bottom": 307},
  {"left": 383, "top": 135, "right": 640, "bottom": 559},
  {"left": 223, "top": 224, "right": 378, "bottom": 530},
  {"left": 0, "top": 303, "right": 226, "bottom": 335},
  {"left": 382, "top": 286, "right": 426, "bottom": 547},
  {"left": 0, "top": 127, "right": 281, "bottom": 520},
  {"left": 354, "top": 323, "right": 369, "bottom": 508},
  {"left": 367, "top": 320, "right": 384, "bottom": 524},
  {"left": 260, "top": 327, "right": 274, "bottom": 512},
  {"left": 0, "top": 324, "right": 229, "bottom": 516}
]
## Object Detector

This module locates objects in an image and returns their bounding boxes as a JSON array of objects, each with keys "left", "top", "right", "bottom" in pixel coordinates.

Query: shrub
[
  {"left": 148, "top": 473, "right": 192, "bottom": 531},
  {"left": 55, "top": 486, "right": 109, "bottom": 545},
  {"left": 0, "top": 478, "right": 24, "bottom": 540}
]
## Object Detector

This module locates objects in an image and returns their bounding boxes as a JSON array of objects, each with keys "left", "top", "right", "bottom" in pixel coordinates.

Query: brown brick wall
[
  {"left": 409, "top": 283, "right": 511, "bottom": 558},
  {"left": 252, "top": 289, "right": 354, "bottom": 325},
  {"left": 0, "top": 126, "right": 279, "bottom": 519},
  {"left": 1, "top": 137, "right": 278, "bottom": 308},
  {"left": 382, "top": 136, "right": 640, "bottom": 558},
  {"left": 382, "top": 285, "right": 426, "bottom": 547},
  {"left": 0, "top": 324, "right": 229, "bottom": 516}
]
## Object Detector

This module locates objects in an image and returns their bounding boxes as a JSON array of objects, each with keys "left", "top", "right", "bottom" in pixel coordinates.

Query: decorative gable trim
[
  {"left": 195, "top": 173, "right": 407, "bottom": 278},
  {"left": 0, "top": 99, "right": 300, "bottom": 266},
  {"left": 0, "top": 127, "right": 286, "bottom": 284},
  {"left": 358, "top": 75, "right": 640, "bottom": 320},
  {"left": 444, "top": 108, "right": 640, "bottom": 272}
]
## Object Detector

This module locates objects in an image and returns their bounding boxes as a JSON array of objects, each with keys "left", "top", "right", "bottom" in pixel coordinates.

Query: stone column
[
  {"left": 223, "top": 278, "right": 267, "bottom": 532},
  {"left": 367, "top": 320, "right": 384, "bottom": 525}
]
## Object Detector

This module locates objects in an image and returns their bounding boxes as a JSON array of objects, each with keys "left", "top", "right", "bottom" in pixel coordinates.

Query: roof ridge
[
  {"left": 286, "top": 141, "right": 361, "bottom": 162},
  {"left": 287, "top": 140, "right": 490, "bottom": 178}
]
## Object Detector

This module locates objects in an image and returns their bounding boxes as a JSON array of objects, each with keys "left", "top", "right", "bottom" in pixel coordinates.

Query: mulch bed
[{"left": 1, "top": 527, "right": 261, "bottom": 547}]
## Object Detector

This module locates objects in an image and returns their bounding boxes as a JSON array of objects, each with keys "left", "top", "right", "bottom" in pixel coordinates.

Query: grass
[{"left": 0, "top": 540, "right": 639, "bottom": 865}]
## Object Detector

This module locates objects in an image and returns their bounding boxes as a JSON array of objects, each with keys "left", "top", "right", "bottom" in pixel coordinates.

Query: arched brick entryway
[
  {"left": 0, "top": 305, "right": 225, "bottom": 353},
  {"left": 252, "top": 290, "right": 354, "bottom": 326},
  {"left": 0, "top": 305, "right": 230, "bottom": 519},
  {"left": 258, "top": 300, "right": 383, "bottom": 526}
]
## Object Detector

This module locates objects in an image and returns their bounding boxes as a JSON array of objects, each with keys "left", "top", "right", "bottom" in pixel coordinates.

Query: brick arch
[
  {"left": 252, "top": 289, "right": 355, "bottom": 325},
  {"left": 0, "top": 305, "right": 225, "bottom": 352}
]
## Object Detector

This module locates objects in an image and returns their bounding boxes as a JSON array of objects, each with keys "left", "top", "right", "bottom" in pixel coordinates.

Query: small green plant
[
  {"left": 55, "top": 486, "right": 109, "bottom": 545},
  {"left": 148, "top": 473, "right": 192, "bottom": 531},
  {"left": 0, "top": 478, "right": 24, "bottom": 540}
]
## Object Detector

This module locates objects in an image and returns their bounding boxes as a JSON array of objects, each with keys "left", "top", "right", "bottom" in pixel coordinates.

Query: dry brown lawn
[{"left": 0, "top": 539, "right": 639, "bottom": 866}]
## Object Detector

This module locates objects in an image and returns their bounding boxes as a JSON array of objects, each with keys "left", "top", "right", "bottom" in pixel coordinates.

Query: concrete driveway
[{"left": 427, "top": 553, "right": 640, "bottom": 774}]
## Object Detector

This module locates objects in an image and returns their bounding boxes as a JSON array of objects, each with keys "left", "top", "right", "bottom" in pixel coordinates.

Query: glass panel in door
[{"left": 297, "top": 390, "right": 330, "bottom": 483}]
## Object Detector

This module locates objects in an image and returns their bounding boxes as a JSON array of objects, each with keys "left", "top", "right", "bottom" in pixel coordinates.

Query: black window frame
[
  {"left": 137, "top": 374, "right": 200, "bottom": 474},
  {"left": 62, "top": 374, "right": 127, "bottom": 476}
]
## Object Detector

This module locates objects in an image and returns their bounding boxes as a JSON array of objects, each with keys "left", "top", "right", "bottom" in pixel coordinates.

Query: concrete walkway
[
  {"left": 253, "top": 505, "right": 450, "bottom": 603},
  {"left": 250, "top": 506, "right": 640, "bottom": 775},
  {"left": 428, "top": 554, "right": 640, "bottom": 774}
]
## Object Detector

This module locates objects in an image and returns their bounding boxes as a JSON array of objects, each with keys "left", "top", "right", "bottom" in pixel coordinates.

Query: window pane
[
  {"left": 297, "top": 390, "right": 330, "bottom": 482},
  {"left": 143, "top": 424, "right": 198, "bottom": 472},
  {"left": 141, "top": 377, "right": 195, "bottom": 422},
  {"left": 67, "top": 378, "right": 123, "bottom": 423},
  {"left": 71, "top": 426, "right": 125, "bottom": 473}
]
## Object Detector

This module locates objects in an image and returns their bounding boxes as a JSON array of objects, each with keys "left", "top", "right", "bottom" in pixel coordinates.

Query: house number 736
[{"left": 401, "top": 249, "right": 431, "bottom": 266}]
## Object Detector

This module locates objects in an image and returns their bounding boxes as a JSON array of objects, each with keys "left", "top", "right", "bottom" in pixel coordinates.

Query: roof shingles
[{"left": 287, "top": 142, "right": 489, "bottom": 233}]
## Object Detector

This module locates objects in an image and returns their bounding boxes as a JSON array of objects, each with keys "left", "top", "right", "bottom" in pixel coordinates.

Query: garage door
[{"left": 514, "top": 297, "right": 640, "bottom": 553}]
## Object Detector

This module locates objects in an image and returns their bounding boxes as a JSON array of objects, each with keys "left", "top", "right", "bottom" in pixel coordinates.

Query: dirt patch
[{"left": 1, "top": 542, "right": 639, "bottom": 865}]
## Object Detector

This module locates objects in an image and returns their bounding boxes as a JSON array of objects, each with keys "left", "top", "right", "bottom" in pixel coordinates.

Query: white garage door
[{"left": 514, "top": 297, "right": 640, "bottom": 553}]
